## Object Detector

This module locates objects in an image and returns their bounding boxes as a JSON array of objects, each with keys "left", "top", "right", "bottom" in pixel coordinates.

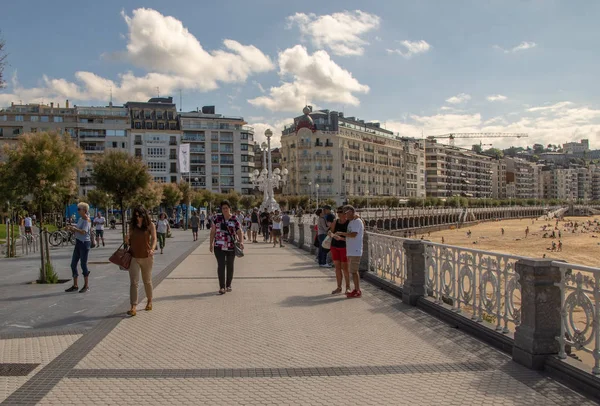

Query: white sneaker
[{"left": 320, "top": 264, "right": 332, "bottom": 268}]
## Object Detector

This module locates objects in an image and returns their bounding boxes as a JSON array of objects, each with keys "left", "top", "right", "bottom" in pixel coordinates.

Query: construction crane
[{"left": 427, "top": 132, "right": 528, "bottom": 147}]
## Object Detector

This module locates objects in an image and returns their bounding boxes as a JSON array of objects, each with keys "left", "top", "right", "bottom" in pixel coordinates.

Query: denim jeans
[
  {"left": 71, "top": 239, "right": 91, "bottom": 278},
  {"left": 214, "top": 247, "right": 235, "bottom": 289},
  {"left": 318, "top": 234, "right": 329, "bottom": 265}
]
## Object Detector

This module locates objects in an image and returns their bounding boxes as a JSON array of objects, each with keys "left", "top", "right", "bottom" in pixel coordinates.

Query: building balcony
[{"left": 81, "top": 146, "right": 105, "bottom": 153}]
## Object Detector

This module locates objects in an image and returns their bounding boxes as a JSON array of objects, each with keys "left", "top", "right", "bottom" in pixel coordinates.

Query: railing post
[
  {"left": 298, "top": 224, "right": 305, "bottom": 249},
  {"left": 512, "top": 259, "right": 562, "bottom": 370},
  {"left": 402, "top": 240, "right": 426, "bottom": 306},
  {"left": 359, "top": 232, "right": 370, "bottom": 276},
  {"left": 289, "top": 223, "right": 295, "bottom": 244}
]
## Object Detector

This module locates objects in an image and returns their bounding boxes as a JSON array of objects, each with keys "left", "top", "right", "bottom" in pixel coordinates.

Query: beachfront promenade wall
[{"left": 285, "top": 219, "right": 600, "bottom": 396}]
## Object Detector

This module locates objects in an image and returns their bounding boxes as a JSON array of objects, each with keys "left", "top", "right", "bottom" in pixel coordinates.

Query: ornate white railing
[
  {"left": 302, "top": 222, "right": 313, "bottom": 249},
  {"left": 422, "top": 241, "right": 524, "bottom": 333},
  {"left": 554, "top": 261, "right": 600, "bottom": 375},
  {"left": 367, "top": 233, "right": 407, "bottom": 285}
]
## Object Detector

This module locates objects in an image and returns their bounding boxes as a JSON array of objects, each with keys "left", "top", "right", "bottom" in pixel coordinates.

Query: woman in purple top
[{"left": 209, "top": 200, "right": 244, "bottom": 295}]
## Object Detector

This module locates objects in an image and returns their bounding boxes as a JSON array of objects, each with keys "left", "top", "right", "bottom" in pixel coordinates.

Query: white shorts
[{"left": 251, "top": 223, "right": 260, "bottom": 232}]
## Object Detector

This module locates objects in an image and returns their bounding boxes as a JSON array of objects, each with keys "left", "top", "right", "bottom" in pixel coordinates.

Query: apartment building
[
  {"left": 425, "top": 140, "right": 493, "bottom": 198},
  {"left": 490, "top": 158, "right": 507, "bottom": 199},
  {"left": 179, "top": 107, "right": 255, "bottom": 194},
  {"left": 0, "top": 101, "right": 130, "bottom": 195},
  {"left": 504, "top": 157, "right": 543, "bottom": 199},
  {"left": 254, "top": 145, "right": 282, "bottom": 172},
  {"left": 280, "top": 107, "right": 425, "bottom": 205},
  {"left": 125, "top": 98, "right": 181, "bottom": 185},
  {"left": 543, "top": 168, "right": 578, "bottom": 200},
  {"left": 563, "top": 139, "right": 590, "bottom": 154}
]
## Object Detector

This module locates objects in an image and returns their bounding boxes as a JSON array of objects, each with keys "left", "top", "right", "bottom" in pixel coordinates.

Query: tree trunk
[{"left": 39, "top": 206, "right": 46, "bottom": 283}]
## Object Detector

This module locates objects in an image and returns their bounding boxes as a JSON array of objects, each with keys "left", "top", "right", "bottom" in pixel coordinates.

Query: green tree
[
  {"left": 126, "top": 181, "right": 163, "bottom": 211},
  {"left": 240, "top": 195, "right": 255, "bottom": 209},
  {"left": 224, "top": 191, "right": 241, "bottom": 209},
  {"left": 86, "top": 189, "right": 113, "bottom": 215},
  {"left": 162, "top": 183, "right": 183, "bottom": 211},
  {"left": 92, "top": 150, "right": 151, "bottom": 242},
  {"left": 472, "top": 144, "right": 483, "bottom": 154},
  {"left": 483, "top": 148, "right": 504, "bottom": 158},
  {"left": 2, "top": 131, "right": 84, "bottom": 281}
]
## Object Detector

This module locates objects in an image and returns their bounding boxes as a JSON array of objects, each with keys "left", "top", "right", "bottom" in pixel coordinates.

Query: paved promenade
[{"left": 1, "top": 240, "right": 596, "bottom": 405}]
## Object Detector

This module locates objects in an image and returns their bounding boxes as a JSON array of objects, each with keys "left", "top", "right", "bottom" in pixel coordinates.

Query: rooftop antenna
[
  {"left": 178, "top": 89, "right": 182, "bottom": 112},
  {"left": 109, "top": 86, "right": 113, "bottom": 107},
  {"left": 156, "top": 87, "right": 160, "bottom": 98}
]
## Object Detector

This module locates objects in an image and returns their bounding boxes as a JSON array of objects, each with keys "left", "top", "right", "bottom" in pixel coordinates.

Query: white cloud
[
  {"left": 383, "top": 101, "right": 600, "bottom": 150},
  {"left": 494, "top": 41, "right": 537, "bottom": 54},
  {"left": 0, "top": 8, "right": 274, "bottom": 105},
  {"left": 287, "top": 10, "right": 380, "bottom": 56},
  {"left": 386, "top": 40, "right": 431, "bottom": 59},
  {"left": 249, "top": 118, "right": 294, "bottom": 148},
  {"left": 445, "top": 93, "right": 471, "bottom": 104},
  {"left": 248, "top": 45, "right": 369, "bottom": 112},
  {"left": 252, "top": 81, "right": 266, "bottom": 93},
  {"left": 487, "top": 94, "right": 507, "bottom": 102}
]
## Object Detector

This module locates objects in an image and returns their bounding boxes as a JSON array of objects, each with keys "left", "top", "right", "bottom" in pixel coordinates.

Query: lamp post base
[{"left": 260, "top": 196, "right": 280, "bottom": 213}]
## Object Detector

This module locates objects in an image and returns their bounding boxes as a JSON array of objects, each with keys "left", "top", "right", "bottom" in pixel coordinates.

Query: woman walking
[
  {"left": 330, "top": 208, "right": 350, "bottom": 294},
  {"left": 125, "top": 206, "right": 157, "bottom": 316},
  {"left": 65, "top": 202, "right": 92, "bottom": 293},
  {"left": 209, "top": 200, "right": 244, "bottom": 295},
  {"left": 156, "top": 212, "right": 170, "bottom": 254}
]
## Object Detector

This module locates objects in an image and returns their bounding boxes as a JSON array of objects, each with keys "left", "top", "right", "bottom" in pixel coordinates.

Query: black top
[
  {"left": 260, "top": 212, "right": 270, "bottom": 225},
  {"left": 331, "top": 220, "right": 348, "bottom": 248},
  {"left": 251, "top": 212, "right": 259, "bottom": 223}
]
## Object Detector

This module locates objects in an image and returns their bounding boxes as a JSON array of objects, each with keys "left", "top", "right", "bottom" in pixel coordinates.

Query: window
[
  {"left": 147, "top": 147, "right": 166, "bottom": 157},
  {"left": 171, "top": 176, "right": 178, "bottom": 183},
  {"left": 211, "top": 154, "right": 219, "bottom": 163},
  {"left": 220, "top": 144, "right": 233, "bottom": 153},
  {"left": 41, "top": 116, "right": 49, "bottom": 122},
  {"left": 147, "top": 162, "right": 167, "bottom": 172},
  {"left": 241, "top": 132, "right": 249, "bottom": 140},
  {"left": 112, "top": 142, "right": 118, "bottom": 148},
  {"left": 212, "top": 166, "right": 220, "bottom": 175},
  {"left": 240, "top": 155, "right": 249, "bottom": 162},
  {"left": 241, "top": 144, "right": 248, "bottom": 151},
  {"left": 53, "top": 116, "right": 63, "bottom": 122},
  {"left": 169, "top": 136, "right": 177, "bottom": 145},
  {"left": 211, "top": 143, "right": 219, "bottom": 152},
  {"left": 30, "top": 116, "right": 39, "bottom": 122},
  {"left": 220, "top": 132, "right": 233, "bottom": 142},
  {"left": 0, "top": 115, "right": 6, "bottom": 121},
  {"left": 15, "top": 115, "right": 24, "bottom": 121},
  {"left": 170, "top": 162, "right": 177, "bottom": 173},
  {"left": 211, "top": 132, "right": 218, "bottom": 141},
  {"left": 212, "top": 177, "right": 219, "bottom": 185},
  {"left": 106, "top": 130, "right": 126, "bottom": 136},
  {"left": 241, "top": 166, "right": 251, "bottom": 173}
]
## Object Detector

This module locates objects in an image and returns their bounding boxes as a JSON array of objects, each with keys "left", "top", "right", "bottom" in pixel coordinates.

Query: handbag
[
  {"left": 224, "top": 223, "right": 244, "bottom": 258},
  {"left": 109, "top": 243, "right": 132, "bottom": 270},
  {"left": 321, "top": 235, "right": 332, "bottom": 250}
]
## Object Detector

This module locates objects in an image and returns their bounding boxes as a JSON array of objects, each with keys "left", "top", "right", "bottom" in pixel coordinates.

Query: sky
[{"left": 1, "top": 0, "right": 600, "bottom": 148}]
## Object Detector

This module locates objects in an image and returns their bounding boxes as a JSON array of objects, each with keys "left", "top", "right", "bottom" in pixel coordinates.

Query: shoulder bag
[
  {"left": 223, "top": 219, "right": 244, "bottom": 258},
  {"left": 109, "top": 243, "right": 132, "bottom": 270}
]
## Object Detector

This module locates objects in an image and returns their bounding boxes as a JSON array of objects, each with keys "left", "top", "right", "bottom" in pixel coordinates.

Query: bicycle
[{"left": 49, "top": 228, "right": 76, "bottom": 247}]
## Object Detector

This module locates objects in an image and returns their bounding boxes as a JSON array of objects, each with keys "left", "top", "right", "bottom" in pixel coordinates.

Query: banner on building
[{"left": 178, "top": 143, "right": 190, "bottom": 173}]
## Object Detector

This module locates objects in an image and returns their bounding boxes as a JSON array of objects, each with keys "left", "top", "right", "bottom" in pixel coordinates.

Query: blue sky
[{"left": 1, "top": 0, "right": 600, "bottom": 148}]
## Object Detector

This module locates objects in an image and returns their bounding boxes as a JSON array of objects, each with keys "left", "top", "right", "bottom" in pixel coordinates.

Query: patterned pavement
[{"left": 1, "top": 241, "right": 596, "bottom": 405}]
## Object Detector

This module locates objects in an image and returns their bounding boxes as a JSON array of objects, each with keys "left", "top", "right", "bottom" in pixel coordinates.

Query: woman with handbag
[
  {"left": 65, "top": 202, "right": 92, "bottom": 293},
  {"left": 125, "top": 206, "right": 157, "bottom": 316},
  {"left": 209, "top": 200, "right": 244, "bottom": 295}
]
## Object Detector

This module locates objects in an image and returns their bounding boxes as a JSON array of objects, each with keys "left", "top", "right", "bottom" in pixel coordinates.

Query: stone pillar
[
  {"left": 512, "top": 259, "right": 562, "bottom": 370},
  {"left": 309, "top": 227, "right": 317, "bottom": 255},
  {"left": 402, "top": 240, "right": 426, "bottom": 306},
  {"left": 297, "top": 225, "right": 305, "bottom": 249}
]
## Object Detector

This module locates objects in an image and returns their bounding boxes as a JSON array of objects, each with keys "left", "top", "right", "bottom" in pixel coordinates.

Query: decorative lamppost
[
  {"left": 250, "top": 129, "right": 288, "bottom": 212},
  {"left": 316, "top": 183, "right": 320, "bottom": 209}
]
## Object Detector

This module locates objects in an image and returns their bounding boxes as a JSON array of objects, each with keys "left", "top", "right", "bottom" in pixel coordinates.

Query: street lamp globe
[
  {"left": 253, "top": 169, "right": 260, "bottom": 177},
  {"left": 261, "top": 141, "right": 268, "bottom": 150},
  {"left": 264, "top": 129, "right": 273, "bottom": 139},
  {"left": 273, "top": 168, "right": 281, "bottom": 175},
  {"left": 316, "top": 184, "right": 320, "bottom": 190},
  {"left": 282, "top": 168, "right": 288, "bottom": 176}
]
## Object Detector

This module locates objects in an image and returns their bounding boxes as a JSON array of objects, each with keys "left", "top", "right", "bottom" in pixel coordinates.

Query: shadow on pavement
[
  {"left": 33, "top": 313, "right": 126, "bottom": 330},
  {"left": 279, "top": 293, "right": 347, "bottom": 307},
  {"left": 0, "top": 292, "right": 65, "bottom": 302},
  {"left": 155, "top": 291, "right": 222, "bottom": 302}
]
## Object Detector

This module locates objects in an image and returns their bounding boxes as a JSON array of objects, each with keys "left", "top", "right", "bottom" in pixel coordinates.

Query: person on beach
[
  {"left": 156, "top": 212, "right": 170, "bottom": 254},
  {"left": 330, "top": 207, "right": 350, "bottom": 294},
  {"left": 65, "top": 202, "right": 92, "bottom": 293},
  {"left": 125, "top": 206, "right": 157, "bottom": 316},
  {"left": 260, "top": 209, "right": 270, "bottom": 243},
  {"left": 93, "top": 212, "right": 106, "bottom": 247},
  {"left": 199, "top": 211, "right": 206, "bottom": 230},
  {"left": 210, "top": 200, "right": 244, "bottom": 295},
  {"left": 190, "top": 211, "right": 200, "bottom": 241}
]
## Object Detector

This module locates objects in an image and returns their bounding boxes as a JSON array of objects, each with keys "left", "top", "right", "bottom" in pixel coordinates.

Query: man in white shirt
[
  {"left": 93, "top": 212, "right": 106, "bottom": 247},
  {"left": 23, "top": 215, "right": 33, "bottom": 235},
  {"left": 337, "top": 205, "right": 364, "bottom": 298}
]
